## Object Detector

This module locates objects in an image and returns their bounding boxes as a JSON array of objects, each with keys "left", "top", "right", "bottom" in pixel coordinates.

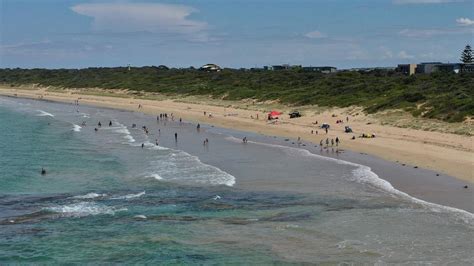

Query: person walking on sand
[
  {"left": 326, "top": 138, "right": 329, "bottom": 147},
  {"left": 174, "top": 132, "right": 178, "bottom": 141},
  {"left": 336, "top": 137, "right": 340, "bottom": 146},
  {"left": 331, "top": 139, "right": 334, "bottom": 147},
  {"left": 325, "top": 127, "right": 328, "bottom": 134}
]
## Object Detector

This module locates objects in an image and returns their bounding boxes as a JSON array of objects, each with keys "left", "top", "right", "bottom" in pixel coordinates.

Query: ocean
[{"left": 0, "top": 96, "right": 472, "bottom": 264}]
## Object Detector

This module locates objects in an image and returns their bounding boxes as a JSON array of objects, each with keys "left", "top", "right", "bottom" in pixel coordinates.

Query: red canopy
[{"left": 269, "top": 111, "right": 282, "bottom": 117}]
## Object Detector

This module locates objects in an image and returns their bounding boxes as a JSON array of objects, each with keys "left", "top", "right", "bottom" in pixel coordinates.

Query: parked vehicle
[
  {"left": 289, "top": 111, "right": 301, "bottom": 118},
  {"left": 320, "top": 123, "right": 330, "bottom": 129}
]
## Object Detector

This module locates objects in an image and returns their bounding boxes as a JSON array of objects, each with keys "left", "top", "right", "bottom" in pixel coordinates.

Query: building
[
  {"left": 461, "top": 63, "right": 474, "bottom": 73},
  {"left": 302, "top": 66, "right": 337, "bottom": 73},
  {"left": 397, "top": 64, "right": 417, "bottom": 75},
  {"left": 271, "top": 64, "right": 290, "bottom": 70},
  {"left": 415, "top": 62, "right": 442, "bottom": 74},
  {"left": 199, "top": 64, "right": 221, "bottom": 72},
  {"left": 437, "top": 63, "right": 461, "bottom": 73}
]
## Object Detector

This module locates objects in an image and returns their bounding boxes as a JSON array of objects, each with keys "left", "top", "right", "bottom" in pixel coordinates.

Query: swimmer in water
[
  {"left": 109, "top": 121, "right": 112, "bottom": 126},
  {"left": 141, "top": 143, "right": 144, "bottom": 148},
  {"left": 41, "top": 168, "right": 46, "bottom": 175}
]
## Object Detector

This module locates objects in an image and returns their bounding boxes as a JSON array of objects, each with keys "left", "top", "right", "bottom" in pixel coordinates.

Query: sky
[{"left": 0, "top": 0, "right": 473, "bottom": 69}]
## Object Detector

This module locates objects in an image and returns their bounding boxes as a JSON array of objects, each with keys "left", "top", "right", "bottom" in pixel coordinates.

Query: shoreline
[
  {"left": 1, "top": 92, "right": 472, "bottom": 213},
  {"left": 0, "top": 87, "right": 472, "bottom": 185}
]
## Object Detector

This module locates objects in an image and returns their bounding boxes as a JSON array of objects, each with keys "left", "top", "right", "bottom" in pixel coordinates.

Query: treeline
[{"left": 1, "top": 67, "right": 473, "bottom": 122}]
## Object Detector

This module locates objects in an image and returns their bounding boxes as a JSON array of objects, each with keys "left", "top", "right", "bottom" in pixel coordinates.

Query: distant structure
[
  {"left": 396, "top": 64, "right": 417, "bottom": 75},
  {"left": 263, "top": 64, "right": 335, "bottom": 72},
  {"left": 415, "top": 62, "right": 442, "bottom": 74},
  {"left": 157, "top": 65, "right": 169, "bottom": 70},
  {"left": 397, "top": 62, "right": 472, "bottom": 75},
  {"left": 200, "top": 64, "right": 221, "bottom": 72},
  {"left": 302, "top": 66, "right": 337, "bottom": 73}
]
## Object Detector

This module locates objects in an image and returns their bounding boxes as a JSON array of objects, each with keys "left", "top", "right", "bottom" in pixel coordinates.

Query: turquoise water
[{"left": 0, "top": 97, "right": 473, "bottom": 264}]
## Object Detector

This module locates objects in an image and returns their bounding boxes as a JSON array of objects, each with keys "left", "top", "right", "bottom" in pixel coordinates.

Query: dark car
[{"left": 289, "top": 111, "right": 301, "bottom": 118}]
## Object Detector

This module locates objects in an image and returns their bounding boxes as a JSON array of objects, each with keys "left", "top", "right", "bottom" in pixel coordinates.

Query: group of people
[{"left": 319, "top": 137, "right": 340, "bottom": 148}]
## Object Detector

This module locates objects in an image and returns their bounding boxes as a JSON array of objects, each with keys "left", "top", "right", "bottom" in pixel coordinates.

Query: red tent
[{"left": 268, "top": 111, "right": 282, "bottom": 119}]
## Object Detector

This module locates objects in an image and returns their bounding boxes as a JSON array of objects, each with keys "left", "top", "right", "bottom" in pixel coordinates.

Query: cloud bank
[
  {"left": 71, "top": 3, "right": 208, "bottom": 40},
  {"left": 456, "top": 17, "right": 474, "bottom": 26}
]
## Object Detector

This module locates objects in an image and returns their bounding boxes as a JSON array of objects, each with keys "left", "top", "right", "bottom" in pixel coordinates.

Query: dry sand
[{"left": 1, "top": 86, "right": 472, "bottom": 183}]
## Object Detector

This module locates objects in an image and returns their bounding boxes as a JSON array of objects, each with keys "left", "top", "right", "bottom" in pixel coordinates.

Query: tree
[{"left": 460, "top": 44, "right": 473, "bottom": 63}]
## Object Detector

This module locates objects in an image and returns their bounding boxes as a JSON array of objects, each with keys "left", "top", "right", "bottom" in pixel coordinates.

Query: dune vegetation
[{"left": 1, "top": 67, "right": 473, "bottom": 122}]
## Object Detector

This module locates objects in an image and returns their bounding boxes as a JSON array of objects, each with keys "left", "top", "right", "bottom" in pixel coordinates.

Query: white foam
[
  {"left": 44, "top": 202, "right": 126, "bottom": 217},
  {"left": 224, "top": 136, "right": 474, "bottom": 224},
  {"left": 79, "top": 112, "right": 90, "bottom": 118},
  {"left": 111, "top": 191, "right": 146, "bottom": 200},
  {"left": 134, "top": 215, "right": 147, "bottom": 219},
  {"left": 70, "top": 192, "right": 106, "bottom": 199},
  {"left": 72, "top": 124, "right": 82, "bottom": 132},
  {"left": 149, "top": 173, "right": 163, "bottom": 180},
  {"left": 114, "top": 122, "right": 136, "bottom": 143},
  {"left": 36, "top": 110, "right": 54, "bottom": 117}
]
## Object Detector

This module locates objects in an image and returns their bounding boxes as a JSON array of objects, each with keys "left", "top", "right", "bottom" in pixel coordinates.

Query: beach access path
[{"left": 1, "top": 86, "right": 472, "bottom": 183}]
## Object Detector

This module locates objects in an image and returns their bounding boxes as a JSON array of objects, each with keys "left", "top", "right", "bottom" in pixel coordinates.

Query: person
[
  {"left": 352, "top": 135, "right": 356, "bottom": 140},
  {"left": 174, "top": 132, "right": 178, "bottom": 141},
  {"left": 320, "top": 140, "right": 323, "bottom": 146},
  {"left": 155, "top": 139, "right": 159, "bottom": 146},
  {"left": 109, "top": 121, "right": 112, "bottom": 127},
  {"left": 331, "top": 139, "right": 334, "bottom": 146},
  {"left": 141, "top": 143, "right": 144, "bottom": 148},
  {"left": 94, "top": 127, "right": 98, "bottom": 132},
  {"left": 98, "top": 121, "right": 101, "bottom": 127},
  {"left": 179, "top": 118, "right": 182, "bottom": 123},
  {"left": 243, "top": 137, "right": 247, "bottom": 143},
  {"left": 197, "top": 123, "right": 201, "bottom": 129},
  {"left": 41, "top": 168, "right": 46, "bottom": 175},
  {"left": 346, "top": 116, "right": 349, "bottom": 122},
  {"left": 204, "top": 111, "right": 206, "bottom": 116},
  {"left": 335, "top": 137, "right": 340, "bottom": 146},
  {"left": 311, "top": 130, "right": 314, "bottom": 134},
  {"left": 326, "top": 138, "right": 329, "bottom": 147},
  {"left": 132, "top": 123, "right": 136, "bottom": 128}
]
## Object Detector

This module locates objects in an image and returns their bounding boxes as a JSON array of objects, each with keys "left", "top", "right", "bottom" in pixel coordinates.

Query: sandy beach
[{"left": 1, "top": 86, "right": 472, "bottom": 184}]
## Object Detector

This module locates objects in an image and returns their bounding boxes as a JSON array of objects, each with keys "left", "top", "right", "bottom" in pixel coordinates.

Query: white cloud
[
  {"left": 399, "top": 27, "right": 474, "bottom": 38},
  {"left": 393, "top": 0, "right": 463, "bottom": 4},
  {"left": 304, "top": 30, "right": 326, "bottom": 39},
  {"left": 71, "top": 3, "right": 209, "bottom": 41},
  {"left": 398, "top": 51, "right": 414, "bottom": 59},
  {"left": 456, "top": 17, "right": 474, "bottom": 26}
]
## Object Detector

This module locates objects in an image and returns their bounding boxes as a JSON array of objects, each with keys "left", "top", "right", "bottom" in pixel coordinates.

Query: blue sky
[{"left": 1, "top": 0, "right": 473, "bottom": 69}]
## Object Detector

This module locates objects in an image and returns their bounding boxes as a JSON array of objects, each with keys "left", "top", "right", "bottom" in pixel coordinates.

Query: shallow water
[{"left": 0, "top": 97, "right": 472, "bottom": 264}]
